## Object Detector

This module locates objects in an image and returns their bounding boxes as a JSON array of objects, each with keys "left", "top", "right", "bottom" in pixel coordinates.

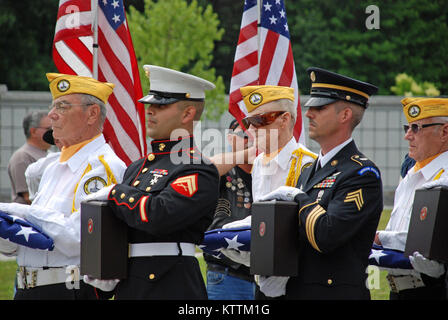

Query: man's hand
[
  {"left": 221, "top": 249, "right": 251, "bottom": 267},
  {"left": 409, "top": 251, "right": 445, "bottom": 278},
  {"left": 259, "top": 186, "right": 303, "bottom": 202},
  {"left": 84, "top": 184, "right": 115, "bottom": 202},
  {"left": 258, "top": 276, "right": 289, "bottom": 297},
  {"left": 83, "top": 275, "right": 119, "bottom": 292}
]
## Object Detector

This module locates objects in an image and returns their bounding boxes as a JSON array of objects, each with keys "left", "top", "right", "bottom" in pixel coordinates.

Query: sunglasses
[
  {"left": 242, "top": 111, "right": 285, "bottom": 129},
  {"left": 403, "top": 123, "right": 445, "bottom": 134},
  {"left": 230, "top": 130, "right": 249, "bottom": 139}
]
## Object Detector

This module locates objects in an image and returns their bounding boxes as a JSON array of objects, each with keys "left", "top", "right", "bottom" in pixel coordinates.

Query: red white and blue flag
[
  {"left": 0, "top": 210, "right": 54, "bottom": 251},
  {"left": 52, "top": 0, "right": 146, "bottom": 165},
  {"left": 229, "top": 0, "right": 305, "bottom": 143}
]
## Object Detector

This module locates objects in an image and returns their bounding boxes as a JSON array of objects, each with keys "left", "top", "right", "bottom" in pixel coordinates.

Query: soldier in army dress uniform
[
  {"left": 85, "top": 65, "right": 220, "bottom": 299},
  {"left": 262, "top": 67, "right": 383, "bottom": 299}
]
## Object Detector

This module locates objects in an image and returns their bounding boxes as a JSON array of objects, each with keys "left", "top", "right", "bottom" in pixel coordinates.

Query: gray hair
[
  {"left": 78, "top": 93, "right": 107, "bottom": 129},
  {"left": 23, "top": 110, "right": 48, "bottom": 139},
  {"left": 432, "top": 116, "right": 448, "bottom": 123},
  {"left": 275, "top": 98, "right": 296, "bottom": 130}
]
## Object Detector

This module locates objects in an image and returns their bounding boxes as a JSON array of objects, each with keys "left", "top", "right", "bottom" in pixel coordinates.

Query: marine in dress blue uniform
[{"left": 107, "top": 65, "right": 219, "bottom": 299}]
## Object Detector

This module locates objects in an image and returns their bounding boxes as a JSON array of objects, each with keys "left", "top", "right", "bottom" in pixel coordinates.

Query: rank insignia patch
[
  {"left": 170, "top": 174, "right": 198, "bottom": 197},
  {"left": 84, "top": 176, "right": 107, "bottom": 194},
  {"left": 344, "top": 189, "right": 364, "bottom": 211}
]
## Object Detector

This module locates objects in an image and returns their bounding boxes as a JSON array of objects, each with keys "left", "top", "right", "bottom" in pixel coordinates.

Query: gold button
[
  {"left": 346, "top": 95, "right": 351, "bottom": 100},
  {"left": 111, "top": 190, "right": 116, "bottom": 195},
  {"left": 146, "top": 187, "right": 151, "bottom": 192},
  {"left": 190, "top": 149, "right": 195, "bottom": 154},
  {"left": 159, "top": 143, "right": 166, "bottom": 151},
  {"left": 327, "top": 279, "right": 333, "bottom": 285},
  {"left": 331, "top": 160, "right": 338, "bottom": 166},
  {"left": 185, "top": 93, "right": 190, "bottom": 98},
  {"left": 149, "top": 273, "right": 155, "bottom": 280},
  {"left": 120, "top": 193, "right": 126, "bottom": 199},
  {"left": 148, "top": 154, "right": 155, "bottom": 161},
  {"left": 129, "top": 197, "right": 134, "bottom": 203},
  {"left": 142, "top": 168, "right": 148, "bottom": 173},
  {"left": 133, "top": 180, "right": 140, "bottom": 187}
]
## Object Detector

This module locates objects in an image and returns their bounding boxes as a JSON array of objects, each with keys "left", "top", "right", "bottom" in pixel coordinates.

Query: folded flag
[
  {"left": 0, "top": 210, "right": 54, "bottom": 251},
  {"left": 368, "top": 244, "right": 412, "bottom": 269},
  {"left": 201, "top": 228, "right": 413, "bottom": 270},
  {"left": 199, "top": 227, "right": 251, "bottom": 258}
]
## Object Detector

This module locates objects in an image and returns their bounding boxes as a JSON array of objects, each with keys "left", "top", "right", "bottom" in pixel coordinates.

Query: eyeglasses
[
  {"left": 403, "top": 123, "right": 445, "bottom": 134},
  {"left": 49, "top": 102, "right": 93, "bottom": 114},
  {"left": 242, "top": 111, "right": 285, "bottom": 129}
]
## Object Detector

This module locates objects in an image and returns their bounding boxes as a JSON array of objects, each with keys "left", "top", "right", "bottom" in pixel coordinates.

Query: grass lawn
[{"left": 0, "top": 209, "right": 392, "bottom": 300}]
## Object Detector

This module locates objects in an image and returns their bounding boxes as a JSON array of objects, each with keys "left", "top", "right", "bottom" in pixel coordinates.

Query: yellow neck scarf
[
  {"left": 413, "top": 153, "right": 441, "bottom": 172},
  {"left": 59, "top": 134, "right": 101, "bottom": 162},
  {"left": 262, "top": 147, "right": 283, "bottom": 166}
]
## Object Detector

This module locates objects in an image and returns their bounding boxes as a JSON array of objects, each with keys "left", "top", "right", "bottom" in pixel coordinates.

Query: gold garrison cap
[
  {"left": 47, "top": 73, "right": 115, "bottom": 104},
  {"left": 240, "top": 85, "right": 294, "bottom": 113},
  {"left": 402, "top": 97, "right": 448, "bottom": 123}
]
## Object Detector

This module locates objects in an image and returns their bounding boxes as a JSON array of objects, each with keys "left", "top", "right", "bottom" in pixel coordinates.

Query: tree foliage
[
  {"left": 0, "top": 0, "right": 58, "bottom": 90},
  {"left": 127, "top": 0, "right": 226, "bottom": 120}
]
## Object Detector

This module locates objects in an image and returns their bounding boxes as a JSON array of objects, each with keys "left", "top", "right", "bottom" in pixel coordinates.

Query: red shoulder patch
[{"left": 170, "top": 174, "right": 198, "bottom": 197}]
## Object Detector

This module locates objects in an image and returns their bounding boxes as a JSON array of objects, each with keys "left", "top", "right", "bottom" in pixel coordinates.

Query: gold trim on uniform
[
  {"left": 350, "top": 155, "right": 363, "bottom": 166},
  {"left": 140, "top": 196, "right": 149, "bottom": 222},
  {"left": 344, "top": 189, "right": 364, "bottom": 211},
  {"left": 148, "top": 154, "right": 155, "bottom": 161},
  {"left": 311, "top": 83, "right": 370, "bottom": 99},
  {"left": 305, "top": 205, "right": 326, "bottom": 252}
]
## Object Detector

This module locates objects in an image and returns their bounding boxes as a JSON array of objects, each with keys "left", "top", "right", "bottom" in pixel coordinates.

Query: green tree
[
  {"left": 0, "top": 0, "right": 58, "bottom": 90},
  {"left": 127, "top": 0, "right": 226, "bottom": 120},
  {"left": 391, "top": 73, "right": 440, "bottom": 97}
]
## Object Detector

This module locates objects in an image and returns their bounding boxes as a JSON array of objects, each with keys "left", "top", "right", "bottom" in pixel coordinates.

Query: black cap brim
[
  {"left": 138, "top": 94, "right": 180, "bottom": 105},
  {"left": 43, "top": 129, "right": 55, "bottom": 145},
  {"left": 304, "top": 97, "right": 338, "bottom": 108}
]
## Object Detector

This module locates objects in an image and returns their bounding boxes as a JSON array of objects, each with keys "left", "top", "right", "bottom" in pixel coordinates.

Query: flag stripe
[
  {"left": 53, "top": 0, "right": 146, "bottom": 165},
  {"left": 229, "top": 0, "right": 304, "bottom": 143}
]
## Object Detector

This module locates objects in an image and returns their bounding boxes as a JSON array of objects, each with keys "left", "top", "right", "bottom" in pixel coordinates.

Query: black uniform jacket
[
  {"left": 107, "top": 135, "right": 219, "bottom": 299},
  {"left": 286, "top": 140, "right": 383, "bottom": 300}
]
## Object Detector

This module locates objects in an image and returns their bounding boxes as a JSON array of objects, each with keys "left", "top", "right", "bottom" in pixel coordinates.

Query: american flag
[
  {"left": 52, "top": 0, "right": 146, "bottom": 165},
  {"left": 199, "top": 227, "right": 251, "bottom": 258},
  {"left": 0, "top": 211, "right": 54, "bottom": 251},
  {"left": 229, "top": 0, "right": 305, "bottom": 143}
]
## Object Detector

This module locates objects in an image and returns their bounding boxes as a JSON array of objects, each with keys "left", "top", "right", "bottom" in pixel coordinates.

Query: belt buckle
[
  {"left": 386, "top": 274, "right": 399, "bottom": 293},
  {"left": 18, "top": 267, "right": 37, "bottom": 289},
  {"left": 29, "top": 270, "right": 37, "bottom": 288}
]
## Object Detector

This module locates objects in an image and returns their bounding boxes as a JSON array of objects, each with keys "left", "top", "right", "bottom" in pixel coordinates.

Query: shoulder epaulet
[{"left": 350, "top": 154, "right": 371, "bottom": 166}]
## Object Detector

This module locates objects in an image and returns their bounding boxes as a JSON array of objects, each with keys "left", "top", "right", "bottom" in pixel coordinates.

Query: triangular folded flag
[{"left": 0, "top": 210, "right": 54, "bottom": 251}]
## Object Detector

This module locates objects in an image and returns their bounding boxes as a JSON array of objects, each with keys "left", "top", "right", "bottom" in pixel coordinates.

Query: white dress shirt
[
  {"left": 378, "top": 151, "right": 448, "bottom": 252},
  {"left": 252, "top": 137, "right": 316, "bottom": 202},
  {"left": 8, "top": 135, "right": 126, "bottom": 268}
]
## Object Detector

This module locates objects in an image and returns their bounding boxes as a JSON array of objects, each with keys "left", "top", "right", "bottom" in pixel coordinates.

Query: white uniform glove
[
  {"left": 221, "top": 249, "right": 251, "bottom": 267},
  {"left": 0, "top": 238, "right": 18, "bottom": 256},
  {"left": 409, "top": 251, "right": 446, "bottom": 278},
  {"left": 83, "top": 275, "right": 119, "bottom": 292},
  {"left": 84, "top": 184, "right": 115, "bottom": 202},
  {"left": 222, "top": 215, "right": 252, "bottom": 229},
  {"left": 258, "top": 276, "right": 289, "bottom": 297},
  {"left": 259, "top": 186, "right": 303, "bottom": 202},
  {"left": 0, "top": 202, "right": 29, "bottom": 219},
  {"left": 421, "top": 177, "right": 448, "bottom": 189}
]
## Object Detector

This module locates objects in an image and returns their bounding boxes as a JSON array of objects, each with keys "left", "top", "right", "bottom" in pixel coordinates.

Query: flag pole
[
  {"left": 91, "top": 0, "right": 99, "bottom": 79},
  {"left": 257, "top": 0, "right": 262, "bottom": 85}
]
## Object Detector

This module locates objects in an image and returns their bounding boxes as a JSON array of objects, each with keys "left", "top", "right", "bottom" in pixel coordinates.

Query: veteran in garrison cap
[
  {"left": 261, "top": 67, "right": 383, "bottom": 299},
  {"left": 0, "top": 73, "right": 126, "bottom": 300},
  {"left": 375, "top": 97, "right": 448, "bottom": 300},
  {"left": 85, "top": 65, "right": 220, "bottom": 300}
]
